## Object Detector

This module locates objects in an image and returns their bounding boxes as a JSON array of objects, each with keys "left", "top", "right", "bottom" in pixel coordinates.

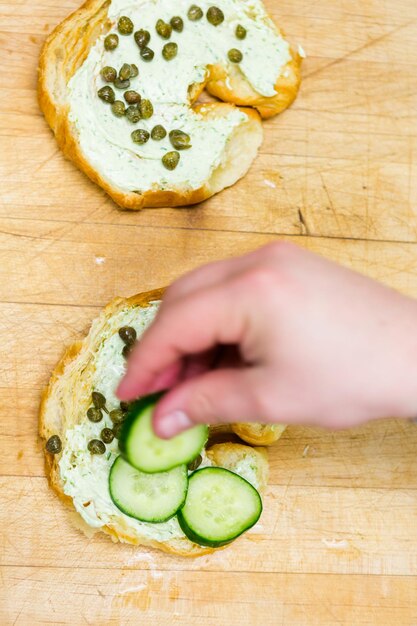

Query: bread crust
[
  {"left": 206, "top": 52, "right": 301, "bottom": 120},
  {"left": 39, "top": 289, "right": 269, "bottom": 556},
  {"left": 38, "top": 0, "right": 300, "bottom": 209},
  {"left": 232, "top": 423, "right": 287, "bottom": 446}
]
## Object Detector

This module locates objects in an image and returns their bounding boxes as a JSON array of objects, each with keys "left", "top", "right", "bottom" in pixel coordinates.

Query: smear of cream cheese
[{"left": 67, "top": 0, "right": 291, "bottom": 192}]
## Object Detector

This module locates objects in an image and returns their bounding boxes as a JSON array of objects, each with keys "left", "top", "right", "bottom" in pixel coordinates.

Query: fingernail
[{"left": 155, "top": 410, "right": 194, "bottom": 439}]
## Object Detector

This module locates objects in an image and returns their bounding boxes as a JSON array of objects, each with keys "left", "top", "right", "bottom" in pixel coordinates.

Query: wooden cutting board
[{"left": 1, "top": 0, "right": 417, "bottom": 623}]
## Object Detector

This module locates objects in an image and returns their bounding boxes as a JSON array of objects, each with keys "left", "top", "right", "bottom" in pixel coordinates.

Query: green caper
[
  {"left": 97, "top": 86, "right": 115, "bottom": 104},
  {"left": 206, "top": 6, "right": 224, "bottom": 26},
  {"left": 134, "top": 29, "right": 151, "bottom": 48},
  {"left": 88, "top": 439, "right": 106, "bottom": 455},
  {"left": 104, "top": 34, "right": 119, "bottom": 51},
  {"left": 100, "top": 66, "right": 117, "bottom": 82},
  {"left": 169, "top": 129, "right": 191, "bottom": 150},
  {"left": 187, "top": 454, "right": 202, "bottom": 471},
  {"left": 92, "top": 392, "right": 107, "bottom": 411},
  {"left": 140, "top": 99, "right": 154, "bottom": 119},
  {"left": 126, "top": 105, "right": 141, "bottom": 123},
  {"left": 46, "top": 435, "right": 62, "bottom": 455},
  {"left": 170, "top": 16, "right": 184, "bottom": 32},
  {"left": 130, "top": 63, "right": 139, "bottom": 78},
  {"left": 119, "top": 63, "right": 132, "bottom": 80},
  {"left": 122, "top": 344, "right": 133, "bottom": 358},
  {"left": 111, "top": 100, "right": 126, "bottom": 117},
  {"left": 188, "top": 5, "right": 203, "bottom": 20},
  {"left": 140, "top": 46, "right": 155, "bottom": 61},
  {"left": 151, "top": 124, "right": 167, "bottom": 140},
  {"left": 132, "top": 129, "right": 150, "bottom": 144},
  {"left": 110, "top": 409, "right": 125, "bottom": 424},
  {"left": 156, "top": 19, "right": 172, "bottom": 39},
  {"left": 120, "top": 402, "right": 131, "bottom": 412},
  {"left": 162, "top": 42, "right": 178, "bottom": 60},
  {"left": 228, "top": 48, "right": 243, "bottom": 63},
  {"left": 124, "top": 90, "right": 141, "bottom": 104},
  {"left": 162, "top": 151, "right": 180, "bottom": 170},
  {"left": 112, "top": 422, "right": 123, "bottom": 439},
  {"left": 101, "top": 428, "right": 115, "bottom": 444},
  {"left": 114, "top": 77, "right": 131, "bottom": 89},
  {"left": 235, "top": 24, "right": 247, "bottom": 40},
  {"left": 119, "top": 326, "right": 137, "bottom": 345},
  {"left": 87, "top": 408, "right": 103, "bottom": 423},
  {"left": 118, "top": 16, "right": 134, "bottom": 35}
]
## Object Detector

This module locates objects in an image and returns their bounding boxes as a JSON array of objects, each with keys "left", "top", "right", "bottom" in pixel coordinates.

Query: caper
[
  {"left": 134, "top": 29, "right": 151, "bottom": 48},
  {"left": 206, "top": 6, "right": 224, "bottom": 26},
  {"left": 101, "top": 428, "right": 115, "bottom": 444},
  {"left": 122, "top": 344, "right": 133, "bottom": 359},
  {"left": 120, "top": 401, "right": 131, "bottom": 412},
  {"left": 104, "top": 34, "right": 119, "bottom": 51},
  {"left": 170, "top": 16, "right": 184, "bottom": 32},
  {"left": 119, "top": 326, "right": 137, "bottom": 345},
  {"left": 112, "top": 422, "right": 123, "bottom": 439},
  {"left": 118, "top": 16, "right": 134, "bottom": 35},
  {"left": 132, "top": 129, "right": 150, "bottom": 144},
  {"left": 110, "top": 409, "right": 126, "bottom": 424},
  {"left": 46, "top": 435, "right": 62, "bottom": 455},
  {"left": 187, "top": 454, "right": 202, "bottom": 471},
  {"left": 140, "top": 46, "right": 155, "bottom": 61},
  {"left": 124, "top": 90, "right": 141, "bottom": 104},
  {"left": 162, "top": 151, "right": 180, "bottom": 170},
  {"left": 114, "top": 77, "right": 131, "bottom": 89},
  {"left": 162, "top": 42, "right": 178, "bottom": 60},
  {"left": 188, "top": 5, "right": 203, "bottom": 20},
  {"left": 126, "top": 105, "right": 141, "bottom": 123},
  {"left": 111, "top": 100, "right": 126, "bottom": 117},
  {"left": 130, "top": 63, "right": 139, "bottom": 78},
  {"left": 88, "top": 439, "right": 106, "bottom": 455},
  {"left": 235, "top": 24, "right": 247, "bottom": 40},
  {"left": 118, "top": 63, "right": 131, "bottom": 80},
  {"left": 97, "top": 86, "right": 115, "bottom": 104},
  {"left": 156, "top": 19, "right": 172, "bottom": 39},
  {"left": 169, "top": 129, "right": 191, "bottom": 150},
  {"left": 92, "top": 392, "right": 107, "bottom": 411},
  {"left": 151, "top": 124, "right": 167, "bottom": 140},
  {"left": 228, "top": 48, "right": 243, "bottom": 63},
  {"left": 139, "top": 99, "right": 154, "bottom": 119},
  {"left": 101, "top": 66, "right": 117, "bottom": 82},
  {"left": 87, "top": 408, "right": 103, "bottom": 423}
]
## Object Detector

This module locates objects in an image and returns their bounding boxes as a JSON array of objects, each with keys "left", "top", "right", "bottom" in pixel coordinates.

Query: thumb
[{"left": 152, "top": 369, "right": 262, "bottom": 438}]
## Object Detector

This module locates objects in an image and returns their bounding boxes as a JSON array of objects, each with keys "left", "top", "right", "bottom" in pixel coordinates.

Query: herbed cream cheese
[
  {"left": 67, "top": 0, "right": 291, "bottom": 193},
  {"left": 59, "top": 302, "right": 260, "bottom": 541}
]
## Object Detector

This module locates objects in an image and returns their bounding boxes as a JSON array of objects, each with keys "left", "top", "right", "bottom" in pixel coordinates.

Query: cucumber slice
[
  {"left": 109, "top": 455, "right": 188, "bottom": 523},
  {"left": 119, "top": 393, "right": 208, "bottom": 473},
  {"left": 177, "top": 467, "right": 262, "bottom": 547}
]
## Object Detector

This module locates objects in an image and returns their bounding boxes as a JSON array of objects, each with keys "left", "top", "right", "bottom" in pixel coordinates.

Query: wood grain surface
[{"left": 1, "top": 0, "right": 417, "bottom": 624}]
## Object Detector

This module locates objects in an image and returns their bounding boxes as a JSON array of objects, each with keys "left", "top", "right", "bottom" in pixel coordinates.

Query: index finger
[{"left": 117, "top": 282, "right": 246, "bottom": 401}]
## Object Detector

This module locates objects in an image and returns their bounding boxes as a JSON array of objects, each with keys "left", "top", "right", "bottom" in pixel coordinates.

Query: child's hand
[{"left": 118, "top": 242, "right": 417, "bottom": 437}]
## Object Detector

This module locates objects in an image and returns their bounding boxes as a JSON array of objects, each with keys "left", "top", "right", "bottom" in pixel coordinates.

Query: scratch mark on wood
[{"left": 297, "top": 209, "right": 310, "bottom": 235}]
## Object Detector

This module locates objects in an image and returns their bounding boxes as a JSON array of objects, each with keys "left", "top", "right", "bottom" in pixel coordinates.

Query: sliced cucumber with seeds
[
  {"left": 119, "top": 394, "right": 208, "bottom": 473},
  {"left": 109, "top": 456, "right": 188, "bottom": 523},
  {"left": 177, "top": 467, "right": 262, "bottom": 547}
]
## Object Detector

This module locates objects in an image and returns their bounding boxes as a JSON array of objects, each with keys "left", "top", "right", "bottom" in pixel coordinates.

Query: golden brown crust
[
  {"left": 38, "top": 0, "right": 300, "bottom": 209},
  {"left": 206, "top": 53, "right": 302, "bottom": 120},
  {"left": 40, "top": 289, "right": 270, "bottom": 557},
  {"left": 232, "top": 423, "right": 287, "bottom": 446}
]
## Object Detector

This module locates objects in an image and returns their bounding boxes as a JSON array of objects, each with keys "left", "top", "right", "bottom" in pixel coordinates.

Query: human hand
[{"left": 118, "top": 242, "right": 417, "bottom": 437}]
